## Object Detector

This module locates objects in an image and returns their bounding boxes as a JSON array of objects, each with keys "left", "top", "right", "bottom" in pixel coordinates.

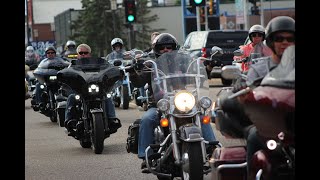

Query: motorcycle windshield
[
  {"left": 34, "top": 58, "right": 69, "bottom": 77},
  {"left": 151, "top": 50, "right": 210, "bottom": 102}
]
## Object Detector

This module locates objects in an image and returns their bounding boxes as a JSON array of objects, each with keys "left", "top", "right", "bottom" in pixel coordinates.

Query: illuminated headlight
[
  {"left": 88, "top": 84, "right": 99, "bottom": 93},
  {"left": 174, "top": 91, "right": 195, "bottom": 113},
  {"left": 266, "top": 139, "right": 277, "bottom": 150},
  {"left": 199, "top": 96, "right": 212, "bottom": 109},
  {"left": 106, "top": 93, "right": 112, "bottom": 98},
  {"left": 75, "top": 95, "right": 80, "bottom": 100},
  {"left": 157, "top": 99, "right": 170, "bottom": 112},
  {"left": 49, "top": 76, "right": 57, "bottom": 81},
  {"left": 40, "top": 85, "right": 45, "bottom": 89}
]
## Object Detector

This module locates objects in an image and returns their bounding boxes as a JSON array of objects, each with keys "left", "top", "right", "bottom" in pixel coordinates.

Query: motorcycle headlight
[
  {"left": 157, "top": 99, "right": 170, "bottom": 112},
  {"left": 88, "top": 84, "right": 99, "bottom": 93},
  {"left": 75, "top": 94, "right": 80, "bottom": 100},
  {"left": 199, "top": 96, "right": 212, "bottom": 109},
  {"left": 40, "top": 84, "right": 45, "bottom": 89},
  {"left": 174, "top": 91, "right": 195, "bottom": 113},
  {"left": 49, "top": 76, "right": 57, "bottom": 81}
]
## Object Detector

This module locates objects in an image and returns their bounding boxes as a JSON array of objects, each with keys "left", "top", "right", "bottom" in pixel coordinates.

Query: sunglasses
[
  {"left": 251, "top": 33, "right": 263, "bottom": 37},
  {"left": 159, "top": 45, "right": 173, "bottom": 50},
  {"left": 79, "top": 52, "right": 89, "bottom": 55},
  {"left": 273, "top": 35, "right": 295, "bottom": 43},
  {"left": 46, "top": 52, "right": 55, "bottom": 54}
]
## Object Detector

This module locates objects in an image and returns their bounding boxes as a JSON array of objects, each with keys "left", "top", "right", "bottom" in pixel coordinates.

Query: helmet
[
  {"left": 248, "top": 24, "right": 265, "bottom": 42},
  {"left": 152, "top": 33, "right": 178, "bottom": 56},
  {"left": 45, "top": 46, "right": 56, "bottom": 53},
  {"left": 111, "top": 38, "right": 123, "bottom": 49},
  {"left": 66, "top": 40, "right": 76, "bottom": 49},
  {"left": 26, "top": 46, "right": 34, "bottom": 52},
  {"left": 265, "top": 16, "right": 295, "bottom": 48}
]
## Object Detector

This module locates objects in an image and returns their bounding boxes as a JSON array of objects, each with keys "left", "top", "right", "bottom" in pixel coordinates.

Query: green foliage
[{"left": 70, "top": 0, "right": 163, "bottom": 57}]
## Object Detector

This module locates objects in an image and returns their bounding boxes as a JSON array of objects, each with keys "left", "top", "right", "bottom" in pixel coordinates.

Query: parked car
[{"left": 181, "top": 30, "right": 248, "bottom": 85}]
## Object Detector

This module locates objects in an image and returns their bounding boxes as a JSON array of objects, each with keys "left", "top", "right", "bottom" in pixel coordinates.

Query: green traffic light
[
  {"left": 194, "top": 0, "right": 203, "bottom": 4},
  {"left": 127, "top": 15, "right": 135, "bottom": 22}
]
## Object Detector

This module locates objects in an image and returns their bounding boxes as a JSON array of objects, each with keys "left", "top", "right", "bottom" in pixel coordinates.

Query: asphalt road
[{"left": 25, "top": 78, "right": 245, "bottom": 180}]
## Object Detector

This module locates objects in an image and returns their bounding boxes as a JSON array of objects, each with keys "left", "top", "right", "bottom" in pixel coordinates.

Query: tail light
[{"left": 201, "top": 47, "right": 207, "bottom": 58}]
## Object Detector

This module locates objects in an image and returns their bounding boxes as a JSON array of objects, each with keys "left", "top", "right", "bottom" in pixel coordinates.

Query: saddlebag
[
  {"left": 126, "top": 119, "right": 141, "bottom": 154},
  {"left": 210, "top": 146, "right": 247, "bottom": 180}
]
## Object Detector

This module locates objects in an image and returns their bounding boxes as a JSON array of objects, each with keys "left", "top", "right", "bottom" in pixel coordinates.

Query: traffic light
[
  {"left": 208, "top": 0, "right": 216, "bottom": 15},
  {"left": 190, "top": 0, "right": 206, "bottom": 7},
  {"left": 124, "top": 0, "right": 136, "bottom": 23}
]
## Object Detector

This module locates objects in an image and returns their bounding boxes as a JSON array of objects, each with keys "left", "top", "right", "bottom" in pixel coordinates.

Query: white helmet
[
  {"left": 26, "top": 46, "right": 34, "bottom": 52},
  {"left": 66, "top": 40, "right": 76, "bottom": 50},
  {"left": 111, "top": 38, "right": 123, "bottom": 49}
]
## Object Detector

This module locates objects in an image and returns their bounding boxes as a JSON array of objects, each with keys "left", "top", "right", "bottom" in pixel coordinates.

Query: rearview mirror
[
  {"left": 221, "top": 65, "right": 241, "bottom": 80},
  {"left": 233, "top": 49, "right": 244, "bottom": 56}
]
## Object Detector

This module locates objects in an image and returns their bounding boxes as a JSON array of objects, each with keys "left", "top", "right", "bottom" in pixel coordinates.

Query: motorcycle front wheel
[
  {"left": 91, "top": 112, "right": 105, "bottom": 154},
  {"left": 181, "top": 142, "right": 204, "bottom": 180}
]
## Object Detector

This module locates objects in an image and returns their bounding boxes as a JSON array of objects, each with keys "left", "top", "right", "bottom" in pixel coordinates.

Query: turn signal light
[
  {"left": 160, "top": 118, "right": 169, "bottom": 127},
  {"left": 202, "top": 115, "right": 210, "bottom": 124}
]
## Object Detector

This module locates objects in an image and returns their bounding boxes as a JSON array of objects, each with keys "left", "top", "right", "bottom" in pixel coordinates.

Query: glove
[
  {"left": 232, "top": 78, "right": 247, "bottom": 93},
  {"left": 134, "top": 59, "right": 144, "bottom": 71}
]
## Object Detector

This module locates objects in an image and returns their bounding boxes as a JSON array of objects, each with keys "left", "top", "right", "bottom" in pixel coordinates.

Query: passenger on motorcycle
[
  {"left": 32, "top": 46, "right": 66, "bottom": 106},
  {"left": 106, "top": 38, "right": 126, "bottom": 62},
  {"left": 61, "top": 40, "right": 78, "bottom": 60},
  {"left": 233, "top": 24, "right": 273, "bottom": 72},
  {"left": 128, "top": 33, "right": 217, "bottom": 172},
  {"left": 219, "top": 16, "right": 295, "bottom": 176},
  {"left": 64, "top": 43, "right": 121, "bottom": 136}
]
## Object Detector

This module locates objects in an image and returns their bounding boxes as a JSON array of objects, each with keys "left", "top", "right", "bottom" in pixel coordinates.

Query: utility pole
[
  {"left": 243, "top": 0, "right": 249, "bottom": 30},
  {"left": 196, "top": 6, "right": 200, "bottom": 31}
]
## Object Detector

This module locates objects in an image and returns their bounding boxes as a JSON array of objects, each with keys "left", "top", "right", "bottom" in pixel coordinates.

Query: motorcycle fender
[
  {"left": 90, "top": 108, "right": 103, "bottom": 113},
  {"left": 179, "top": 125, "right": 203, "bottom": 142},
  {"left": 57, "top": 101, "right": 67, "bottom": 109}
]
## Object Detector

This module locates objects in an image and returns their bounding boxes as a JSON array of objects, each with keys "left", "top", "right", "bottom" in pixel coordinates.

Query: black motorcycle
[
  {"left": 57, "top": 57, "right": 122, "bottom": 154},
  {"left": 31, "top": 58, "right": 69, "bottom": 122}
]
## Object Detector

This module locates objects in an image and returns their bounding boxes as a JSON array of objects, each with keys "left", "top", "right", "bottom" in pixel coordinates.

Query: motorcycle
[
  {"left": 210, "top": 52, "right": 295, "bottom": 180},
  {"left": 126, "top": 50, "right": 220, "bottom": 180},
  {"left": 57, "top": 57, "right": 123, "bottom": 154},
  {"left": 31, "top": 58, "right": 69, "bottom": 123},
  {"left": 109, "top": 55, "right": 133, "bottom": 110},
  {"left": 25, "top": 56, "right": 39, "bottom": 93}
]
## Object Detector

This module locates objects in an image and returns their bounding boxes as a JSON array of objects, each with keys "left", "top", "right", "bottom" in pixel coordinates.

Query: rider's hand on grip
[
  {"left": 232, "top": 78, "right": 247, "bottom": 93},
  {"left": 134, "top": 59, "right": 144, "bottom": 71}
]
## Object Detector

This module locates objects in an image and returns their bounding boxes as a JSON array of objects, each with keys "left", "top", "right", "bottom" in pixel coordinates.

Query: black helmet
[
  {"left": 45, "top": 46, "right": 56, "bottom": 53},
  {"left": 152, "top": 33, "right": 178, "bottom": 56},
  {"left": 248, "top": 24, "right": 265, "bottom": 42},
  {"left": 265, "top": 16, "right": 295, "bottom": 48}
]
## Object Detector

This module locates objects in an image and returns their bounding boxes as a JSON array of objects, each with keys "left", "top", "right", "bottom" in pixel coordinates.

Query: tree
[{"left": 70, "top": 0, "right": 164, "bottom": 57}]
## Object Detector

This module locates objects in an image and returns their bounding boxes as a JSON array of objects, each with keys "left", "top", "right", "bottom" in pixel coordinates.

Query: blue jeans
[
  {"left": 65, "top": 94, "right": 116, "bottom": 124},
  {"left": 34, "top": 82, "right": 43, "bottom": 104},
  {"left": 138, "top": 107, "right": 217, "bottom": 159}
]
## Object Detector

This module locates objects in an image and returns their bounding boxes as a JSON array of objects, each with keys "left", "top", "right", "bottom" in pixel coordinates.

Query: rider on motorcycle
[
  {"left": 25, "top": 45, "right": 40, "bottom": 64},
  {"left": 128, "top": 33, "right": 217, "bottom": 172},
  {"left": 233, "top": 24, "right": 273, "bottom": 72},
  {"left": 106, "top": 38, "right": 126, "bottom": 62},
  {"left": 25, "top": 46, "right": 40, "bottom": 83},
  {"left": 218, "top": 16, "right": 295, "bottom": 176},
  {"left": 31, "top": 46, "right": 66, "bottom": 107},
  {"left": 64, "top": 43, "right": 121, "bottom": 136}
]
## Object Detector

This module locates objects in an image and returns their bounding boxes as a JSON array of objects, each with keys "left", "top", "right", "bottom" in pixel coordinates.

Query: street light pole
[{"left": 260, "top": 0, "right": 264, "bottom": 26}]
